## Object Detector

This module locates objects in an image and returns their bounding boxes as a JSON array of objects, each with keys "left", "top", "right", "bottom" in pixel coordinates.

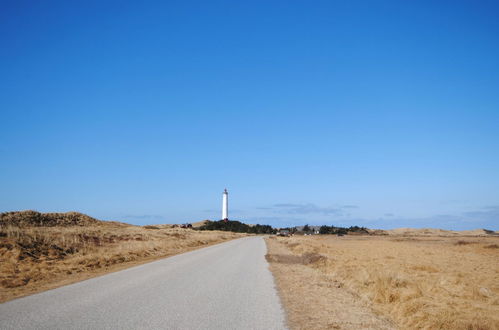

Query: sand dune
[{"left": 374, "top": 227, "right": 499, "bottom": 237}]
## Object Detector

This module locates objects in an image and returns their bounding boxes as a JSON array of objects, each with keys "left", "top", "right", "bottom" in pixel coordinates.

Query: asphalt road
[{"left": 0, "top": 236, "right": 287, "bottom": 330}]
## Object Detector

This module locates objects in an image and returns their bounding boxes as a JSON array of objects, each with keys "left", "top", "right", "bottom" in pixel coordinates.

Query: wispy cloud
[
  {"left": 462, "top": 206, "right": 499, "bottom": 222},
  {"left": 272, "top": 203, "right": 344, "bottom": 216},
  {"left": 357, "top": 206, "right": 499, "bottom": 230},
  {"left": 273, "top": 203, "right": 301, "bottom": 208},
  {"left": 256, "top": 202, "right": 360, "bottom": 216}
]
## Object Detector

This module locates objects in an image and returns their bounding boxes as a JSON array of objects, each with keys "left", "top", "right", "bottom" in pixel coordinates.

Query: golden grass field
[
  {"left": 0, "top": 211, "right": 245, "bottom": 303},
  {"left": 266, "top": 233, "right": 499, "bottom": 330}
]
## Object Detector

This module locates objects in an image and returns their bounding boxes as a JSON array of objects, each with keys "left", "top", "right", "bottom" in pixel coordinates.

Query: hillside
[{"left": 0, "top": 210, "right": 102, "bottom": 227}]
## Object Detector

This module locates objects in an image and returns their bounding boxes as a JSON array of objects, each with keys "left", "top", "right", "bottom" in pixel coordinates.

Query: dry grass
[
  {"left": 266, "top": 235, "right": 499, "bottom": 330},
  {"left": 0, "top": 211, "right": 245, "bottom": 302},
  {"left": 266, "top": 237, "right": 395, "bottom": 330}
]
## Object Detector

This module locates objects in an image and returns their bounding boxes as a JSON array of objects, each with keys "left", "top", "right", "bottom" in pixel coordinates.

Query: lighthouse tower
[{"left": 222, "top": 189, "right": 229, "bottom": 221}]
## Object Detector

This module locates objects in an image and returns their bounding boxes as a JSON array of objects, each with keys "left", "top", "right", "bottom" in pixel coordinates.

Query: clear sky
[{"left": 1, "top": 1, "right": 498, "bottom": 230}]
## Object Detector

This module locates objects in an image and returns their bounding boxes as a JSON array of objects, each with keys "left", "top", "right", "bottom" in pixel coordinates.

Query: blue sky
[{"left": 1, "top": 1, "right": 498, "bottom": 230}]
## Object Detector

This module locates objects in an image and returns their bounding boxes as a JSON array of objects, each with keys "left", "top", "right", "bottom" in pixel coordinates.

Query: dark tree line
[
  {"left": 196, "top": 219, "right": 368, "bottom": 236},
  {"left": 196, "top": 220, "right": 275, "bottom": 234},
  {"left": 318, "top": 225, "right": 368, "bottom": 235}
]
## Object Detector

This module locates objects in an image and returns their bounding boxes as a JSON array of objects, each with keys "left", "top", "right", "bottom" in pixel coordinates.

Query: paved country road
[{"left": 0, "top": 236, "right": 287, "bottom": 330}]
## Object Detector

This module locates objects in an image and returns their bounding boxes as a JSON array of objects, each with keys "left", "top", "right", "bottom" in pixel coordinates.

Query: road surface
[{"left": 0, "top": 236, "right": 287, "bottom": 330}]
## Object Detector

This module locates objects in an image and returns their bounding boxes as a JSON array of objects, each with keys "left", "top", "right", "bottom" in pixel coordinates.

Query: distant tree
[
  {"left": 196, "top": 220, "right": 274, "bottom": 234},
  {"left": 337, "top": 227, "right": 348, "bottom": 235},
  {"left": 347, "top": 226, "right": 368, "bottom": 234},
  {"left": 319, "top": 225, "right": 330, "bottom": 234},
  {"left": 303, "top": 224, "right": 311, "bottom": 233}
]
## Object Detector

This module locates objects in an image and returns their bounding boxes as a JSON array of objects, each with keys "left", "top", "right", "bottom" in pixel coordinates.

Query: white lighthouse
[{"left": 222, "top": 188, "right": 229, "bottom": 221}]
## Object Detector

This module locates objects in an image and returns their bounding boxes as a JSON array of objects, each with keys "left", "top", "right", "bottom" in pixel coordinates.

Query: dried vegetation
[
  {"left": 266, "top": 234, "right": 499, "bottom": 329},
  {"left": 0, "top": 211, "right": 245, "bottom": 302}
]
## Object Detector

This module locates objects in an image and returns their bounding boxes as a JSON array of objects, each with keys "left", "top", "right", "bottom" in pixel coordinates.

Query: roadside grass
[
  {"left": 266, "top": 235, "right": 499, "bottom": 330},
  {"left": 0, "top": 211, "right": 245, "bottom": 302}
]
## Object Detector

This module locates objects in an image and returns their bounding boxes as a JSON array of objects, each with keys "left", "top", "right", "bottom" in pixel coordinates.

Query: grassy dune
[
  {"left": 266, "top": 234, "right": 499, "bottom": 330},
  {"left": 0, "top": 211, "right": 245, "bottom": 303}
]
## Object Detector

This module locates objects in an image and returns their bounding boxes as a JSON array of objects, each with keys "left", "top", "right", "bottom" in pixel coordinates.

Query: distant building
[
  {"left": 278, "top": 230, "right": 290, "bottom": 237},
  {"left": 296, "top": 225, "right": 321, "bottom": 235}
]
